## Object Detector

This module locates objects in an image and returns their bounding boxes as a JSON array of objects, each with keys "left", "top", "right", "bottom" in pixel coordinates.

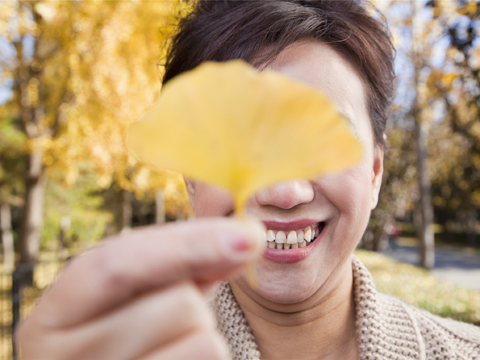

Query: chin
[
  {"left": 249, "top": 268, "right": 320, "bottom": 305},
  {"left": 257, "top": 286, "right": 317, "bottom": 305}
]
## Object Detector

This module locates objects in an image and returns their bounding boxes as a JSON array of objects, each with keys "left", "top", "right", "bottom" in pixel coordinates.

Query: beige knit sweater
[{"left": 211, "top": 256, "right": 480, "bottom": 360}]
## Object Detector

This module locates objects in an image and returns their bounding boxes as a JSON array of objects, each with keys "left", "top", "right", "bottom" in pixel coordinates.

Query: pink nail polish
[{"left": 230, "top": 238, "right": 251, "bottom": 252}]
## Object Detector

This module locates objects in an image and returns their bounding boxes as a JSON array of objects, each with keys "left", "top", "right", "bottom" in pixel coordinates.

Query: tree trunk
[
  {"left": 18, "top": 150, "right": 46, "bottom": 286},
  {"left": 0, "top": 204, "right": 15, "bottom": 271},
  {"left": 19, "top": 151, "right": 45, "bottom": 264},
  {"left": 414, "top": 114, "right": 435, "bottom": 269},
  {"left": 407, "top": 1, "right": 435, "bottom": 270},
  {"left": 372, "top": 220, "right": 386, "bottom": 252},
  {"left": 119, "top": 189, "right": 132, "bottom": 232},
  {"left": 156, "top": 189, "right": 166, "bottom": 224},
  {"left": 467, "top": 207, "right": 477, "bottom": 247},
  {"left": 16, "top": 23, "right": 46, "bottom": 281},
  {"left": 59, "top": 215, "right": 71, "bottom": 249}
]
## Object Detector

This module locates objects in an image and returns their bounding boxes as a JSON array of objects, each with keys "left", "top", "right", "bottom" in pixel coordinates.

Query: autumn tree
[
  {"left": 0, "top": 1, "right": 190, "bottom": 275},
  {"left": 367, "top": 1, "right": 438, "bottom": 268},
  {"left": 0, "top": 1, "right": 78, "bottom": 272},
  {"left": 425, "top": 0, "right": 480, "bottom": 246},
  {"left": 0, "top": 116, "right": 25, "bottom": 270},
  {"left": 373, "top": 0, "right": 480, "bottom": 265}
]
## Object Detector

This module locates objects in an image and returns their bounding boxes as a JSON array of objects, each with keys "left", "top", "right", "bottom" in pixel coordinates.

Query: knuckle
[
  {"left": 94, "top": 246, "right": 132, "bottom": 290},
  {"left": 174, "top": 283, "right": 214, "bottom": 329}
]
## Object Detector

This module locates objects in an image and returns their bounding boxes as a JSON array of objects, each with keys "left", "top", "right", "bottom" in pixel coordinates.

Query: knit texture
[
  {"left": 211, "top": 256, "right": 480, "bottom": 359},
  {"left": 211, "top": 281, "right": 261, "bottom": 360}
]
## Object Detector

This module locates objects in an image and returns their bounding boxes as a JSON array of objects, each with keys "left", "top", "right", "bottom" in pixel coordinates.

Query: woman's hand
[{"left": 16, "top": 218, "right": 264, "bottom": 360}]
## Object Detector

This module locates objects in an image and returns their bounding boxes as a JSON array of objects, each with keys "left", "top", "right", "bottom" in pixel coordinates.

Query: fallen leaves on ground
[{"left": 356, "top": 249, "right": 480, "bottom": 326}]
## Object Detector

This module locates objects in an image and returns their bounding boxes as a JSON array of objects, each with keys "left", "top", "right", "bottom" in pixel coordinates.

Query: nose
[{"left": 255, "top": 180, "right": 314, "bottom": 209}]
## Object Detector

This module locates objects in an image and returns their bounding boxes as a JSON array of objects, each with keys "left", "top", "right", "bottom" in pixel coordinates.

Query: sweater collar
[
  {"left": 212, "top": 255, "right": 424, "bottom": 360},
  {"left": 352, "top": 255, "right": 425, "bottom": 359}
]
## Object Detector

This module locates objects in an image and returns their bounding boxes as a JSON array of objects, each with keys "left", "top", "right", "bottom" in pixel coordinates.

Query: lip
[
  {"left": 261, "top": 219, "right": 319, "bottom": 231},
  {"left": 262, "top": 222, "right": 327, "bottom": 264}
]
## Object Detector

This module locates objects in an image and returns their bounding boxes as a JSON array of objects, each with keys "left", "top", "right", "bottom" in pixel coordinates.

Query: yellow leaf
[
  {"left": 467, "top": 0, "right": 477, "bottom": 16},
  {"left": 126, "top": 60, "right": 362, "bottom": 213},
  {"left": 441, "top": 73, "right": 457, "bottom": 88}
]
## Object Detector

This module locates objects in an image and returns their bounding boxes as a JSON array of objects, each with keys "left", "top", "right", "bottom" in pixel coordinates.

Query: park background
[{"left": 1, "top": 0, "right": 480, "bottom": 359}]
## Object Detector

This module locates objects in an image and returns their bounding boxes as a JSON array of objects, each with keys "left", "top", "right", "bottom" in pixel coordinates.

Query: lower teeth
[{"left": 268, "top": 239, "right": 314, "bottom": 250}]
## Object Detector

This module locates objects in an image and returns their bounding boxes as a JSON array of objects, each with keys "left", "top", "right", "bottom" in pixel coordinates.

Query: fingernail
[
  {"left": 222, "top": 221, "right": 265, "bottom": 261},
  {"left": 229, "top": 238, "right": 252, "bottom": 252}
]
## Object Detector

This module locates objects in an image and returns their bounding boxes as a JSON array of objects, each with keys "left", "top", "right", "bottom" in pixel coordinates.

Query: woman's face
[{"left": 186, "top": 40, "right": 384, "bottom": 307}]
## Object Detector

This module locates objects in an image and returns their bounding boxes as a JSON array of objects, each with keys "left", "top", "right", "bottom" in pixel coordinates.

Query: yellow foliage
[
  {"left": 1, "top": 0, "right": 194, "bottom": 222},
  {"left": 456, "top": 7, "right": 466, "bottom": 16},
  {"left": 473, "top": 192, "right": 480, "bottom": 207},
  {"left": 437, "top": 1, "right": 458, "bottom": 22},
  {"left": 127, "top": 61, "right": 362, "bottom": 213},
  {"left": 467, "top": 0, "right": 478, "bottom": 16},
  {"left": 441, "top": 73, "right": 457, "bottom": 88}
]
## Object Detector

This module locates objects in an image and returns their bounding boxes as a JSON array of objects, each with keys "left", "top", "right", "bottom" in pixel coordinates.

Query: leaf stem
[{"left": 236, "top": 206, "right": 258, "bottom": 288}]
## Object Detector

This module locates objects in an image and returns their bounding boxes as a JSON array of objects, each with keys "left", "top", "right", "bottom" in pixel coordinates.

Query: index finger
[{"left": 32, "top": 218, "right": 264, "bottom": 328}]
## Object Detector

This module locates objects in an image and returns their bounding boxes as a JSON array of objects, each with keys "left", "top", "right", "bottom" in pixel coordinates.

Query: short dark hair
[{"left": 163, "top": 0, "right": 395, "bottom": 147}]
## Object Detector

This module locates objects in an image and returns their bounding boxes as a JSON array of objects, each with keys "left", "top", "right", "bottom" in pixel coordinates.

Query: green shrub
[{"left": 42, "top": 176, "right": 112, "bottom": 248}]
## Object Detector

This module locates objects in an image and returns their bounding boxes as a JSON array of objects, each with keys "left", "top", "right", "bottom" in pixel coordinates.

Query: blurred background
[{"left": 0, "top": 0, "right": 479, "bottom": 359}]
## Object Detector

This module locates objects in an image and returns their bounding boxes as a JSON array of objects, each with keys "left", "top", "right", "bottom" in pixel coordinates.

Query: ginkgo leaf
[{"left": 126, "top": 60, "right": 362, "bottom": 214}]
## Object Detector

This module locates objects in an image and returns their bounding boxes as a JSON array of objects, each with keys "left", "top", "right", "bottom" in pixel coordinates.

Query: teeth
[
  {"left": 263, "top": 224, "right": 324, "bottom": 250},
  {"left": 287, "top": 231, "right": 297, "bottom": 244},
  {"left": 275, "top": 231, "right": 286, "bottom": 243},
  {"left": 304, "top": 228, "right": 312, "bottom": 242},
  {"left": 267, "top": 230, "right": 275, "bottom": 242},
  {"left": 297, "top": 230, "right": 304, "bottom": 243}
]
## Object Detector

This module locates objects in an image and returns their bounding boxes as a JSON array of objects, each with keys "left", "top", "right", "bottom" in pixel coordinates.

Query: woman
[{"left": 17, "top": 1, "right": 480, "bottom": 359}]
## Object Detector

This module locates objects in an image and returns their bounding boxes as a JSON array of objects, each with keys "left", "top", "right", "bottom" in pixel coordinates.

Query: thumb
[{"left": 34, "top": 218, "right": 265, "bottom": 328}]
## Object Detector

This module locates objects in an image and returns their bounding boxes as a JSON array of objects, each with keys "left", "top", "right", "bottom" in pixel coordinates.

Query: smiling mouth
[{"left": 264, "top": 222, "right": 325, "bottom": 250}]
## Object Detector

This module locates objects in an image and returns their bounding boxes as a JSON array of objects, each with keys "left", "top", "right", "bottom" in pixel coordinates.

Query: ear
[
  {"left": 371, "top": 143, "right": 384, "bottom": 210},
  {"left": 183, "top": 176, "right": 196, "bottom": 209}
]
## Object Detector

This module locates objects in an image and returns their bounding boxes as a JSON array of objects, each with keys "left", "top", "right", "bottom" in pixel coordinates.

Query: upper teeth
[{"left": 264, "top": 224, "right": 322, "bottom": 249}]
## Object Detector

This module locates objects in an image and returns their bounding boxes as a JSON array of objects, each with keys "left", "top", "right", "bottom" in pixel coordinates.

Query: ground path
[{"left": 383, "top": 240, "right": 480, "bottom": 292}]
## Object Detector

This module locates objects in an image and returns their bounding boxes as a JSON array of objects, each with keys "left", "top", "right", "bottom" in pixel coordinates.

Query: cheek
[
  {"left": 193, "top": 183, "right": 234, "bottom": 217},
  {"left": 319, "top": 163, "right": 373, "bottom": 228}
]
